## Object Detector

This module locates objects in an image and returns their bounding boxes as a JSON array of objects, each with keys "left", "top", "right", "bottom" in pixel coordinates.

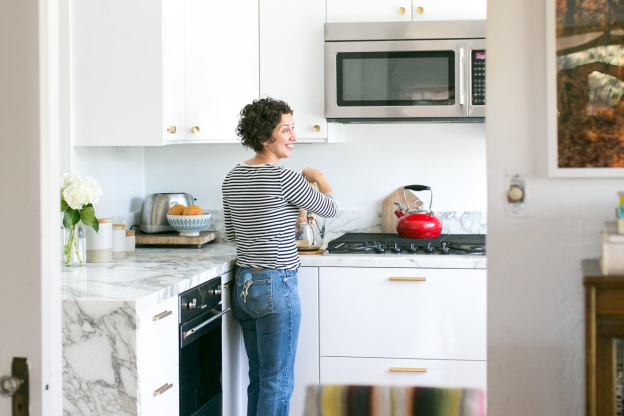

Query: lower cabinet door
[
  {"left": 139, "top": 365, "right": 179, "bottom": 416},
  {"left": 320, "top": 356, "right": 486, "bottom": 391}
]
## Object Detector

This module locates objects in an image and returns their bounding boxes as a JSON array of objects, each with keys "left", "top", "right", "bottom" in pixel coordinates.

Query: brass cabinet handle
[
  {"left": 167, "top": 126, "right": 176, "bottom": 134},
  {"left": 152, "top": 310, "right": 173, "bottom": 321},
  {"left": 313, "top": 125, "right": 321, "bottom": 132},
  {"left": 191, "top": 126, "right": 200, "bottom": 133},
  {"left": 388, "top": 276, "right": 426, "bottom": 282},
  {"left": 398, "top": 6, "right": 406, "bottom": 14},
  {"left": 153, "top": 383, "right": 173, "bottom": 396},
  {"left": 390, "top": 367, "right": 427, "bottom": 373},
  {"left": 416, "top": 6, "right": 424, "bottom": 14}
]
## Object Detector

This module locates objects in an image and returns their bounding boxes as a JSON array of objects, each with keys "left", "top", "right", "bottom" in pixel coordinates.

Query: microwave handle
[{"left": 458, "top": 48, "right": 465, "bottom": 106}]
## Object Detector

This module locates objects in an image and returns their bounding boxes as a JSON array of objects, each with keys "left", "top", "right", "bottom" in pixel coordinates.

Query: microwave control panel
[{"left": 471, "top": 50, "right": 486, "bottom": 106}]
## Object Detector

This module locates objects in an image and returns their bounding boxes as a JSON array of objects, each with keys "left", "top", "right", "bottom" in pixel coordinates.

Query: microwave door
[
  {"left": 467, "top": 39, "right": 486, "bottom": 118},
  {"left": 325, "top": 39, "right": 467, "bottom": 120}
]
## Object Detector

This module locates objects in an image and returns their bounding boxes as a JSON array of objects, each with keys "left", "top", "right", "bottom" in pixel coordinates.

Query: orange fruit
[
  {"left": 183, "top": 205, "right": 203, "bottom": 215},
  {"left": 168, "top": 204, "right": 186, "bottom": 215}
]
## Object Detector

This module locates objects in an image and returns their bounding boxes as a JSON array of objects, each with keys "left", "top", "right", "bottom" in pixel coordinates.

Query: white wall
[
  {"left": 71, "top": 146, "right": 145, "bottom": 218},
  {"left": 487, "top": 1, "right": 624, "bottom": 415},
  {"left": 144, "top": 123, "right": 487, "bottom": 212}
]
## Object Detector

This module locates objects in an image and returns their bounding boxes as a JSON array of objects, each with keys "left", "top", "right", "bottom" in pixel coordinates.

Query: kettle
[
  {"left": 394, "top": 185, "right": 442, "bottom": 239},
  {"left": 294, "top": 182, "right": 326, "bottom": 251}
]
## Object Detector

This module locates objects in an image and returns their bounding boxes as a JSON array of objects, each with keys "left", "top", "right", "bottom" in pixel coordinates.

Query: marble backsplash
[{"left": 114, "top": 210, "right": 486, "bottom": 246}]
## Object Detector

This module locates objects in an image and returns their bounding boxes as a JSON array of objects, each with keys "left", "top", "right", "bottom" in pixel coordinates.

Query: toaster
[{"left": 140, "top": 193, "right": 195, "bottom": 233}]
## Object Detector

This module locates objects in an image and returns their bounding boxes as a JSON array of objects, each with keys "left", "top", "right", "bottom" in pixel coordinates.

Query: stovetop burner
[{"left": 327, "top": 233, "right": 486, "bottom": 255}]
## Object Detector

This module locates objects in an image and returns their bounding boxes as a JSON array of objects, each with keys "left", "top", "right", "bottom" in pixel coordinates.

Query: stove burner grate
[{"left": 327, "top": 233, "right": 486, "bottom": 255}]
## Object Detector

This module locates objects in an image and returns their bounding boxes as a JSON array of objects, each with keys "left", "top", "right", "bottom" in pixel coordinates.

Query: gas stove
[{"left": 326, "top": 233, "right": 486, "bottom": 255}]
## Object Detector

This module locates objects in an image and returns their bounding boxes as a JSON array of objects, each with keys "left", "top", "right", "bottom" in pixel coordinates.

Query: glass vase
[{"left": 62, "top": 223, "right": 86, "bottom": 267}]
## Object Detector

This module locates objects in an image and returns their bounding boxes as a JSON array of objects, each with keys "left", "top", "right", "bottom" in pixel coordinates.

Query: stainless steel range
[{"left": 326, "top": 233, "right": 486, "bottom": 255}]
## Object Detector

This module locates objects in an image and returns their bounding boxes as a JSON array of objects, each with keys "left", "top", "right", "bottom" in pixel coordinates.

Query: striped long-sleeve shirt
[{"left": 222, "top": 163, "right": 338, "bottom": 270}]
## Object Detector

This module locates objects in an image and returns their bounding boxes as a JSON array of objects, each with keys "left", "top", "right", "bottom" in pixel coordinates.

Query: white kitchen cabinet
[
  {"left": 260, "top": 0, "right": 344, "bottom": 143},
  {"left": 326, "top": 0, "right": 486, "bottom": 23},
  {"left": 70, "top": 0, "right": 185, "bottom": 146},
  {"left": 291, "top": 267, "right": 320, "bottom": 416},
  {"left": 411, "top": 0, "right": 486, "bottom": 21},
  {"left": 138, "top": 365, "right": 180, "bottom": 416},
  {"left": 327, "top": 0, "right": 413, "bottom": 23},
  {"left": 320, "top": 356, "right": 486, "bottom": 390},
  {"left": 319, "top": 267, "right": 486, "bottom": 389},
  {"left": 184, "top": 1, "right": 259, "bottom": 143},
  {"left": 70, "top": 0, "right": 258, "bottom": 146},
  {"left": 137, "top": 296, "right": 180, "bottom": 415}
]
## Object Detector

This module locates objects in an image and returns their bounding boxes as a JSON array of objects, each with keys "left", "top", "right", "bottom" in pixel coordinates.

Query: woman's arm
[{"left": 302, "top": 167, "right": 334, "bottom": 195}]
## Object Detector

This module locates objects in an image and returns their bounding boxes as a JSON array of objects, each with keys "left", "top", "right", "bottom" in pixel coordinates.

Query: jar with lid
[
  {"left": 112, "top": 224, "right": 126, "bottom": 259},
  {"left": 125, "top": 229, "right": 136, "bottom": 256},
  {"left": 86, "top": 218, "right": 113, "bottom": 263}
]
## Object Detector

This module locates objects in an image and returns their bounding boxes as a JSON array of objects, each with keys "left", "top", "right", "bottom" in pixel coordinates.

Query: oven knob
[
  {"left": 441, "top": 243, "right": 450, "bottom": 254},
  {"left": 409, "top": 243, "right": 418, "bottom": 253},
  {"left": 391, "top": 243, "right": 401, "bottom": 253},
  {"left": 376, "top": 243, "right": 385, "bottom": 253},
  {"left": 208, "top": 286, "right": 222, "bottom": 296},
  {"left": 425, "top": 242, "right": 434, "bottom": 253},
  {"left": 187, "top": 299, "right": 197, "bottom": 309}
]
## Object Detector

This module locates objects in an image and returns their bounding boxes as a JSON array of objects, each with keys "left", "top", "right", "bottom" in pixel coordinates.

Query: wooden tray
[
  {"left": 381, "top": 187, "right": 422, "bottom": 233},
  {"left": 136, "top": 230, "right": 218, "bottom": 249},
  {"left": 298, "top": 249, "right": 326, "bottom": 255}
]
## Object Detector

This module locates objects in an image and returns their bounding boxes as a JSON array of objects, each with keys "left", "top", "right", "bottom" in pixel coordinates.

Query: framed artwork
[{"left": 546, "top": 0, "right": 624, "bottom": 177}]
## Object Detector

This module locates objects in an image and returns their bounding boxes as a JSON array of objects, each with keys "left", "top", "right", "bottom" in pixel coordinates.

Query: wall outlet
[{"left": 505, "top": 174, "right": 526, "bottom": 217}]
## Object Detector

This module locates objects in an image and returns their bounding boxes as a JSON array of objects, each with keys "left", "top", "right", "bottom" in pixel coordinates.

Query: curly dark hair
[{"left": 236, "top": 97, "right": 293, "bottom": 152}]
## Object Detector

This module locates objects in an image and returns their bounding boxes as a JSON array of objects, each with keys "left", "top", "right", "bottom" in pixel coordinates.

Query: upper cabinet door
[
  {"left": 412, "top": 0, "right": 486, "bottom": 21},
  {"left": 327, "top": 0, "right": 412, "bottom": 23},
  {"left": 260, "top": 0, "right": 342, "bottom": 142},
  {"left": 184, "top": 1, "right": 259, "bottom": 144},
  {"left": 71, "top": 0, "right": 184, "bottom": 146},
  {"left": 327, "top": 0, "right": 486, "bottom": 23}
]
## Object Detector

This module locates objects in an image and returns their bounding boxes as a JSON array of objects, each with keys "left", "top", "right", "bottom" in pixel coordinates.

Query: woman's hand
[{"left": 302, "top": 167, "right": 334, "bottom": 195}]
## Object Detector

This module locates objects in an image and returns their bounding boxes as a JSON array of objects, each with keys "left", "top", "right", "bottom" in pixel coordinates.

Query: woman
[{"left": 222, "top": 97, "right": 338, "bottom": 416}]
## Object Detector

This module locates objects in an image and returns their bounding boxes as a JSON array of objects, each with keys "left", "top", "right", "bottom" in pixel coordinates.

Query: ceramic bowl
[{"left": 166, "top": 213, "right": 212, "bottom": 236}]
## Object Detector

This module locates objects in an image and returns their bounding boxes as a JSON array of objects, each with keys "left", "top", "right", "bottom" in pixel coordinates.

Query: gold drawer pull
[
  {"left": 389, "top": 277, "right": 426, "bottom": 282},
  {"left": 153, "top": 310, "right": 173, "bottom": 321},
  {"left": 390, "top": 367, "right": 427, "bottom": 373},
  {"left": 153, "top": 383, "right": 173, "bottom": 396}
]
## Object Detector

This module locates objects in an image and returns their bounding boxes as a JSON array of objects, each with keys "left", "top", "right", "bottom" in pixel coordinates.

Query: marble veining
[
  {"left": 63, "top": 300, "right": 138, "bottom": 416},
  {"left": 209, "top": 209, "right": 486, "bottom": 245}
]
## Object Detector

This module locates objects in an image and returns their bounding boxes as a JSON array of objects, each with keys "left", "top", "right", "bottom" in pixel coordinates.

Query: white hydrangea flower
[{"left": 61, "top": 173, "right": 102, "bottom": 210}]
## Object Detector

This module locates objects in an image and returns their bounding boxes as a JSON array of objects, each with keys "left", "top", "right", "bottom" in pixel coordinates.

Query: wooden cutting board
[
  {"left": 136, "top": 230, "right": 218, "bottom": 249},
  {"left": 381, "top": 188, "right": 423, "bottom": 233}
]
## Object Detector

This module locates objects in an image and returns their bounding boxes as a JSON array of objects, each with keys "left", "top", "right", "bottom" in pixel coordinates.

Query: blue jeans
[{"left": 232, "top": 266, "right": 301, "bottom": 416}]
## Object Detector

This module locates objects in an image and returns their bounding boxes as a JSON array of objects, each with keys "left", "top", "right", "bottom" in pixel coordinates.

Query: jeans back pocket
[{"left": 236, "top": 272, "right": 274, "bottom": 319}]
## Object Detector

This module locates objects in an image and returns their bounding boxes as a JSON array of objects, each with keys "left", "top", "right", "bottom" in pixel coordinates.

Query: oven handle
[{"left": 182, "top": 307, "right": 230, "bottom": 340}]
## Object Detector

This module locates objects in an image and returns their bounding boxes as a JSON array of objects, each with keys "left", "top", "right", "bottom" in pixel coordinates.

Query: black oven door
[{"left": 179, "top": 303, "right": 230, "bottom": 416}]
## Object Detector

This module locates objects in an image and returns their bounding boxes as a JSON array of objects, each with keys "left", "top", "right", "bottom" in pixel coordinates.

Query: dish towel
[{"left": 303, "top": 385, "right": 486, "bottom": 416}]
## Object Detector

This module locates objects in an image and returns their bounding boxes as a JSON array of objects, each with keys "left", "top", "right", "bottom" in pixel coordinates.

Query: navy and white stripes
[{"left": 222, "top": 163, "right": 338, "bottom": 270}]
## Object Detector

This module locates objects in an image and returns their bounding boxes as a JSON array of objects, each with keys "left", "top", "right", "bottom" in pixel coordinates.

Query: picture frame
[{"left": 546, "top": 0, "right": 624, "bottom": 177}]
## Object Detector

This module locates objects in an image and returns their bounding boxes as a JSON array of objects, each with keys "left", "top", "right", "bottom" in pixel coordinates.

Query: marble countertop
[{"left": 62, "top": 242, "right": 486, "bottom": 311}]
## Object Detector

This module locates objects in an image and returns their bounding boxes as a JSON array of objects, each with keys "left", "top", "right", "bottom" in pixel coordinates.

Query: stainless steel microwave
[{"left": 324, "top": 20, "right": 486, "bottom": 122}]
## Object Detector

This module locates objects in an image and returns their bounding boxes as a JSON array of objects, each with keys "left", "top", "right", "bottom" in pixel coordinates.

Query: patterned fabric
[{"left": 303, "top": 385, "right": 486, "bottom": 416}]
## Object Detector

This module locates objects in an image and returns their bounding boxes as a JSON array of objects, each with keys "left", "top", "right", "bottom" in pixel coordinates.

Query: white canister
[
  {"left": 125, "top": 230, "right": 136, "bottom": 256},
  {"left": 86, "top": 218, "right": 113, "bottom": 263},
  {"left": 112, "top": 224, "right": 126, "bottom": 259}
]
